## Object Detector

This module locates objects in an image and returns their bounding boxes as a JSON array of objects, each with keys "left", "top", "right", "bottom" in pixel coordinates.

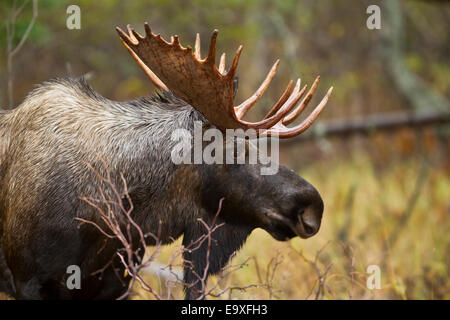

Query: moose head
[{"left": 116, "top": 24, "right": 332, "bottom": 242}]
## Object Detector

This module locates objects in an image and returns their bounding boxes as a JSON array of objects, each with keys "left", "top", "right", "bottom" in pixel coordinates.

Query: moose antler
[{"left": 116, "top": 23, "right": 333, "bottom": 138}]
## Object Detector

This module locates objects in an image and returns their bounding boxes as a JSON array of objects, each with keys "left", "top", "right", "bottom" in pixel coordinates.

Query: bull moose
[{"left": 0, "top": 23, "right": 332, "bottom": 299}]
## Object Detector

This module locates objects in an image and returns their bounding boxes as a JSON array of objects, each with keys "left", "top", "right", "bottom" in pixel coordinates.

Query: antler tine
[
  {"left": 206, "top": 30, "right": 218, "bottom": 66},
  {"left": 282, "top": 76, "right": 320, "bottom": 126},
  {"left": 127, "top": 25, "right": 138, "bottom": 43},
  {"left": 116, "top": 25, "right": 133, "bottom": 45},
  {"left": 234, "top": 60, "right": 280, "bottom": 120},
  {"left": 257, "top": 78, "right": 307, "bottom": 129},
  {"left": 262, "top": 79, "right": 307, "bottom": 124},
  {"left": 144, "top": 22, "right": 152, "bottom": 36},
  {"left": 195, "top": 33, "right": 201, "bottom": 60},
  {"left": 264, "top": 87, "right": 333, "bottom": 138},
  {"left": 225, "top": 45, "right": 243, "bottom": 81},
  {"left": 263, "top": 80, "right": 294, "bottom": 119},
  {"left": 219, "top": 53, "right": 226, "bottom": 74},
  {"left": 128, "top": 24, "right": 145, "bottom": 42},
  {"left": 269, "top": 81, "right": 307, "bottom": 125},
  {"left": 238, "top": 78, "right": 306, "bottom": 130}
]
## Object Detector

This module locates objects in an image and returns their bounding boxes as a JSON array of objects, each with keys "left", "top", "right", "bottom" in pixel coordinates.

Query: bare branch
[
  {"left": 5, "top": 0, "right": 39, "bottom": 108},
  {"left": 10, "top": 0, "right": 38, "bottom": 58}
]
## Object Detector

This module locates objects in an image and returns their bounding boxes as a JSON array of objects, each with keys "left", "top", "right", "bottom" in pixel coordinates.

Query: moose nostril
[
  {"left": 298, "top": 205, "right": 321, "bottom": 235},
  {"left": 301, "top": 217, "right": 317, "bottom": 235}
]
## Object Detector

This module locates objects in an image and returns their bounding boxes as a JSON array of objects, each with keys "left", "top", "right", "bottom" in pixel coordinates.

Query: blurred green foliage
[{"left": 0, "top": 0, "right": 60, "bottom": 48}]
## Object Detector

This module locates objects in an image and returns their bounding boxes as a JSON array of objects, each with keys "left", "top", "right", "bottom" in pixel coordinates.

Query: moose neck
[{"left": 116, "top": 94, "right": 207, "bottom": 243}]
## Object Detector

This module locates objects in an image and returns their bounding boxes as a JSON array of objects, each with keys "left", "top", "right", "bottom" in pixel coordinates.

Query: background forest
[{"left": 0, "top": 0, "right": 449, "bottom": 299}]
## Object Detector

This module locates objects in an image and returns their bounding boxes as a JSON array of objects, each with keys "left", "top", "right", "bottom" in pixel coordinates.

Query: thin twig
[{"left": 5, "top": 0, "right": 39, "bottom": 107}]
